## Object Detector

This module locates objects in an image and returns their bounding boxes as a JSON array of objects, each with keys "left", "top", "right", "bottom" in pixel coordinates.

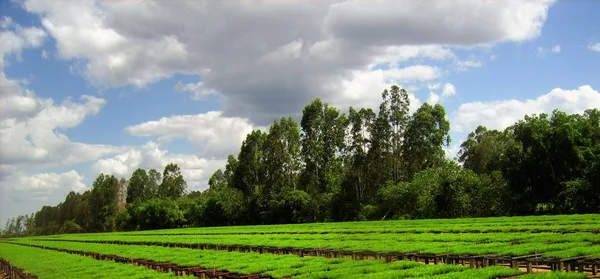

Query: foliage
[{"left": 7, "top": 86, "right": 599, "bottom": 237}]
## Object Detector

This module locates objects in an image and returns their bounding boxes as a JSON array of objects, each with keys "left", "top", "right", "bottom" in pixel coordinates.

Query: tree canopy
[{"left": 4, "top": 86, "right": 599, "bottom": 237}]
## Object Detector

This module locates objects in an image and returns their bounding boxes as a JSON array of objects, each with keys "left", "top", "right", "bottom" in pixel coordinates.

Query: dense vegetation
[
  {"left": 25, "top": 214, "right": 600, "bottom": 260},
  {"left": 3, "top": 85, "right": 599, "bottom": 236},
  {"left": 0, "top": 242, "right": 187, "bottom": 278},
  {"left": 0, "top": 241, "right": 530, "bottom": 279}
]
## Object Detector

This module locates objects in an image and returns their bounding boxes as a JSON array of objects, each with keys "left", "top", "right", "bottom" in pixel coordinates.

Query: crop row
[
  {"left": 4, "top": 240, "right": 592, "bottom": 278},
  {"left": 44, "top": 231, "right": 600, "bottom": 245},
  {"left": 0, "top": 242, "right": 187, "bottom": 279},
  {"left": 56, "top": 215, "right": 600, "bottom": 237},
  {"left": 33, "top": 232, "right": 600, "bottom": 259},
  {"left": 7, "top": 239, "right": 530, "bottom": 279}
]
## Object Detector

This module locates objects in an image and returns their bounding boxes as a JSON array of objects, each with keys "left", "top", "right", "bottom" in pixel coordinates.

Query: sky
[{"left": 1, "top": 0, "right": 600, "bottom": 226}]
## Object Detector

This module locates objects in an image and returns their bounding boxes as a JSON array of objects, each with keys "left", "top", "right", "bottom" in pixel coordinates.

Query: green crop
[
  {"left": 29, "top": 230, "right": 600, "bottom": 259},
  {"left": 518, "top": 271, "right": 587, "bottom": 279},
  {"left": 6, "top": 240, "right": 529, "bottom": 279},
  {"left": 0, "top": 242, "right": 191, "bottom": 279}
]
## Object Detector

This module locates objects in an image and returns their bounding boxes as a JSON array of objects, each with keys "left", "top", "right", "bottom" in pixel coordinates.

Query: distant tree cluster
[{"left": 3, "top": 85, "right": 599, "bottom": 236}]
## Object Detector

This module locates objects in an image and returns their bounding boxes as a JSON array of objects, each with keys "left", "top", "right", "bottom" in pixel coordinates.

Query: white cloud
[
  {"left": 93, "top": 141, "right": 225, "bottom": 191},
  {"left": 0, "top": 17, "right": 13, "bottom": 29},
  {"left": 0, "top": 21, "right": 46, "bottom": 60},
  {"left": 490, "top": 54, "right": 497, "bottom": 61},
  {"left": 428, "top": 83, "right": 441, "bottom": 91},
  {"left": 0, "top": 17, "right": 122, "bottom": 169},
  {"left": 370, "top": 45, "right": 455, "bottom": 68},
  {"left": 423, "top": 83, "right": 456, "bottom": 105},
  {"left": 41, "top": 49, "right": 48, "bottom": 59},
  {"left": 174, "top": 80, "right": 217, "bottom": 100},
  {"left": 125, "top": 111, "right": 257, "bottom": 158},
  {"left": 325, "top": 68, "right": 422, "bottom": 113},
  {"left": 426, "top": 92, "right": 441, "bottom": 105},
  {"left": 0, "top": 95, "right": 124, "bottom": 167},
  {"left": 0, "top": 170, "right": 87, "bottom": 225},
  {"left": 383, "top": 65, "right": 443, "bottom": 82},
  {"left": 456, "top": 57, "right": 483, "bottom": 71},
  {"left": 537, "top": 45, "right": 561, "bottom": 57},
  {"left": 442, "top": 83, "right": 457, "bottom": 97},
  {"left": 324, "top": 0, "right": 554, "bottom": 45},
  {"left": 588, "top": 42, "right": 600, "bottom": 52},
  {"left": 19, "top": 0, "right": 555, "bottom": 124},
  {"left": 452, "top": 85, "right": 600, "bottom": 133}
]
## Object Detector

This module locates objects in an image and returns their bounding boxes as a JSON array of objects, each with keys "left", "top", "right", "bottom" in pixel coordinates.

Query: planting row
[
  {"left": 4, "top": 241, "right": 592, "bottom": 278},
  {"left": 20, "top": 238, "right": 600, "bottom": 274},
  {"left": 62, "top": 214, "right": 600, "bottom": 236},
  {"left": 34, "top": 232, "right": 600, "bottom": 259},
  {"left": 6, "top": 240, "right": 528, "bottom": 279},
  {"left": 0, "top": 243, "right": 187, "bottom": 279}
]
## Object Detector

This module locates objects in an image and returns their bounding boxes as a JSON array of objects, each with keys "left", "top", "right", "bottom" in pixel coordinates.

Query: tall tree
[
  {"left": 233, "top": 130, "right": 267, "bottom": 196},
  {"left": 347, "top": 107, "right": 374, "bottom": 202},
  {"left": 126, "top": 168, "right": 150, "bottom": 204},
  {"left": 366, "top": 89, "right": 393, "bottom": 199},
  {"left": 300, "top": 99, "right": 347, "bottom": 220},
  {"left": 388, "top": 85, "right": 411, "bottom": 182},
  {"left": 458, "top": 126, "right": 503, "bottom": 174},
  {"left": 263, "top": 117, "right": 302, "bottom": 195},
  {"left": 159, "top": 163, "right": 187, "bottom": 199},
  {"left": 401, "top": 103, "right": 450, "bottom": 180},
  {"left": 88, "top": 174, "right": 120, "bottom": 232},
  {"left": 147, "top": 169, "right": 161, "bottom": 197}
]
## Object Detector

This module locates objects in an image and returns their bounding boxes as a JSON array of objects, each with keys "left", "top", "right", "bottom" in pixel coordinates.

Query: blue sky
[{"left": 1, "top": 0, "right": 599, "bottom": 225}]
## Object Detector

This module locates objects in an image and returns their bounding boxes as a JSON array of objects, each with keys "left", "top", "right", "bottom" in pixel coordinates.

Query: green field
[{"left": 3, "top": 214, "right": 599, "bottom": 278}]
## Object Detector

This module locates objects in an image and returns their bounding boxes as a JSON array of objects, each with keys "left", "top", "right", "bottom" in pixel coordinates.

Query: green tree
[
  {"left": 88, "top": 174, "right": 120, "bottom": 232},
  {"left": 263, "top": 117, "right": 302, "bottom": 196},
  {"left": 232, "top": 130, "right": 267, "bottom": 196},
  {"left": 458, "top": 126, "right": 503, "bottom": 174},
  {"left": 159, "top": 163, "right": 187, "bottom": 199},
  {"left": 126, "top": 168, "right": 150, "bottom": 204},
  {"left": 300, "top": 98, "right": 347, "bottom": 221},
  {"left": 402, "top": 103, "right": 450, "bottom": 180}
]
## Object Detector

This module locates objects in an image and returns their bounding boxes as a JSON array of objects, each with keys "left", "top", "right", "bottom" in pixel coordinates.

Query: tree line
[{"left": 3, "top": 85, "right": 599, "bottom": 236}]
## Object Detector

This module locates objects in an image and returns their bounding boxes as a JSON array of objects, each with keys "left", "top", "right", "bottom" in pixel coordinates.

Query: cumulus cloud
[
  {"left": 0, "top": 170, "right": 87, "bottom": 225},
  {"left": 174, "top": 80, "right": 217, "bottom": 101},
  {"left": 452, "top": 85, "right": 600, "bottom": 133},
  {"left": 456, "top": 57, "right": 483, "bottom": 71},
  {"left": 426, "top": 92, "right": 441, "bottom": 105},
  {"left": 19, "top": 0, "right": 555, "bottom": 124},
  {"left": 0, "top": 95, "right": 124, "bottom": 167},
  {"left": 537, "top": 45, "right": 561, "bottom": 57},
  {"left": 0, "top": 17, "right": 122, "bottom": 169},
  {"left": 125, "top": 111, "right": 258, "bottom": 159},
  {"left": 423, "top": 83, "right": 456, "bottom": 105},
  {"left": 442, "top": 83, "right": 456, "bottom": 97},
  {"left": 324, "top": 0, "right": 554, "bottom": 45},
  {"left": 325, "top": 69, "right": 422, "bottom": 113},
  {"left": 588, "top": 42, "right": 600, "bottom": 52},
  {"left": 93, "top": 141, "right": 225, "bottom": 191}
]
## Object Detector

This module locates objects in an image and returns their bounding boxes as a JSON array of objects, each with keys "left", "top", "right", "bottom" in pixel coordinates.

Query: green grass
[{"left": 0, "top": 242, "right": 190, "bottom": 279}]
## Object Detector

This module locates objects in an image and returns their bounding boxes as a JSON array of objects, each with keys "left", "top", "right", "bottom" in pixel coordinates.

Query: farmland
[{"left": 2, "top": 214, "right": 599, "bottom": 278}]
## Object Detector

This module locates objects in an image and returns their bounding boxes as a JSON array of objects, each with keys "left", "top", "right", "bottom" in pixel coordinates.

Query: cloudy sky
[{"left": 1, "top": 0, "right": 599, "bottom": 225}]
